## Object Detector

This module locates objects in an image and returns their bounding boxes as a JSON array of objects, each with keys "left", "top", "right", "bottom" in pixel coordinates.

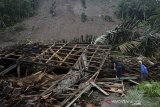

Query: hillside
[{"left": 0, "top": 0, "right": 120, "bottom": 47}]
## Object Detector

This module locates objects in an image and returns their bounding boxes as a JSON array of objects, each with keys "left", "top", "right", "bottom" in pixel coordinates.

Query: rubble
[{"left": 0, "top": 43, "right": 159, "bottom": 107}]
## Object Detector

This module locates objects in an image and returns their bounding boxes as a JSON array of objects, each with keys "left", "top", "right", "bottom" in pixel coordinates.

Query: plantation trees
[{"left": 0, "top": 0, "right": 39, "bottom": 29}]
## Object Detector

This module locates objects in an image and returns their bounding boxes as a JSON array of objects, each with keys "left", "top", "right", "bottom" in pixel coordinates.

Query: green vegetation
[
  {"left": 137, "top": 81, "right": 160, "bottom": 97},
  {"left": 116, "top": 0, "right": 160, "bottom": 33},
  {"left": 5, "top": 23, "right": 26, "bottom": 32},
  {"left": 116, "top": 0, "right": 160, "bottom": 57},
  {"left": 124, "top": 89, "right": 160, "bottom": 107},
  {"left": 124, "top": 81, "right": 160, "bottom": 107},
  {"left": 0, "top": 0, "right": 39, "bottom": 30},
  {"left": 94, "top": 0, "right": 160, "bottom": 59}
]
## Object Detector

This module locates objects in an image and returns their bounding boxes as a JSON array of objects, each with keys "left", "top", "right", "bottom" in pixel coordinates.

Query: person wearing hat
[{"left": 138, "top": 60, "right": 148, "bottom": 81}]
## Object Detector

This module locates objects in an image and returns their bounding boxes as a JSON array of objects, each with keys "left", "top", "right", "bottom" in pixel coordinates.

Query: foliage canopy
[{"left": 0, "top": 0, "right": 39, "bottom": 29}]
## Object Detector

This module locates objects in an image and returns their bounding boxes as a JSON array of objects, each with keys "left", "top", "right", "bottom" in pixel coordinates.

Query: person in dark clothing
[
  {"left": 138, "top": 61, "right": 148, "bottom": 81},
  {"left": 110, "top": 57, "right": 123, "bottom": 79}
]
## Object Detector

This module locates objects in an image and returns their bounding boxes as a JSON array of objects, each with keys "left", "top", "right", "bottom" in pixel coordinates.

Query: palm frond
[{"left": 118, "top": 41, "right": 140, "bottom": 54}]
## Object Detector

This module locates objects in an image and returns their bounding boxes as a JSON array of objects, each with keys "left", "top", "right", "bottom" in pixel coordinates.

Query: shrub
[
  {"left": 136, "top": 81, "right": 160, "bottom": 97},
  {"left": 124, "top": 88, "right": 160, "bottom": 107}
]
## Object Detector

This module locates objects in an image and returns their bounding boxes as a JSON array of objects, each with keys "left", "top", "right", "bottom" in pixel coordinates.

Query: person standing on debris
[
  {"left": 110, "top": 57, "right": 123, "bottom": 79},
  {"left": 138, "top": 61, "right": 148, "bottom": 81}
]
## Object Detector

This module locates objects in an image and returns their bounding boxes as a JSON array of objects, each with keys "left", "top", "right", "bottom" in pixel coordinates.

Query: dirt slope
[{"left": 0, "top": 0, "right": 120, "bottom": 47}]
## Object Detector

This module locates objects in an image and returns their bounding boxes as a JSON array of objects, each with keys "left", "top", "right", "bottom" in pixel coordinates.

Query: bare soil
[{"left": 0, "top": 0, "right": 120, "bottom": 48}]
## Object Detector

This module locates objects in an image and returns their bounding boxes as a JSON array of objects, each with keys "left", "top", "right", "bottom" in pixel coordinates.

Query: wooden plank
[
  {"left": 94, "top": 52, "right": 108, "bottom": 81},
  {"left": 129, "top": 79, "right": 139, "bottom": 85},
  {"left": 4, "top": 52, "right": 15, "bottom": 57},
  {"left": 97, "top": 82, "right": 123, "bottom": 88},
  {"left": 46, "top": 44, "right": 67, "bottom": 64},
  {"left": 1, "top": 57, "right": 71, "bottom": 69},
  {"left": 73, "top": 45, "right": 89, "bottom": 70},
  {"left": 72, "top": 48, "right": 85, "bottom": 55},
  {"left": 86, "top": 46, "right": 99, "bottom": 69},
  {"left": 17, "top": 64, "right": 21, "bottom": 78},
  {"left": 0, "top": 64, "right": 17, "bottom": 76},
  {"left": 98, "top": 77, "right": 138, "bottom": 81},
  {"left": 90, "top": 82, "right": 109, "bottom": 96},
  {"left": 48, "top": 48, "right": 63, "bottom": 61},
  {"left": 40, "top": 80, "right": 59, "bottom": 96},
  {"left": 121, "top": 80, "right": 125, "bottom": 92},
  {"left": 59, "top": 45, "right": 77, "bottom": 66},
  {"left": 33, "top": 43, "right": 55, "bottom": 61},
  {"left": 65, "top": 84, "right": 92, "bottom": 107},
  {"left": 60, "top": 90, "right": 79, "bottom": 107}
]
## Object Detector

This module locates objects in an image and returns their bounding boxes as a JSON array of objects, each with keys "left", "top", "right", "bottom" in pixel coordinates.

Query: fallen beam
[
  {"left": 0, "top": 64, "right": 17, "bottom": 76},
  {"left": 129, "top": 80, "right": 139, "bottom": 85},
  {"left": 98, "top": 77, "right": 138, "bottom": 81},
  {"left": 90, "top": 82, "right": 109, "bottom": 96},
  {"left": 65, "top": 84, "right": 92, "bottom": 107}
]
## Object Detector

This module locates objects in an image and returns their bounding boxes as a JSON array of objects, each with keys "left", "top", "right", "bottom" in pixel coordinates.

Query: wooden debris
[
  {"left": 90, "top": 81, "right": 109, "bottom": 96},
  {"left": 0, "top": 43, "right": 159, "bottom": 107},
  {"left": 65, "top": 84, "right": 92, "bottom": 107},
  {"left": 98, "top": 76, "right": 138, "bottom": 81},
  {"left": 129, "top": 79, "right": 139, "bottom": 85},
  {"left": 96, "top": 82, "right": 124, "bottom": 94},
  {"left": 0, "top": 64, "right": 17, "bottom": 76}
]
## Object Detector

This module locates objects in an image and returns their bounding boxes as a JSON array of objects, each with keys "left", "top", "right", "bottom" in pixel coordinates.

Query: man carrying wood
[
  {"left": 110, "top": 57, "right": 123, "bottom": 80},
  {"left": 138, "top": 61, "right": 148, "bottom": 81}
]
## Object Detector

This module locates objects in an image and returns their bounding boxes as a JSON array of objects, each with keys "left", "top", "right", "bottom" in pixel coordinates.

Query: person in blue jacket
[
  {"left": 138, "top": 61, "right": 148, "bottom": 81},
  {"left": 110, "top": 57, "right": 123, "bottom": 80}
]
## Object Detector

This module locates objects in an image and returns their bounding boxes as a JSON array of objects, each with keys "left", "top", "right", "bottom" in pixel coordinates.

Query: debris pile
[{"left": 0, "top": 43, "right": 159, "bottom": 107}]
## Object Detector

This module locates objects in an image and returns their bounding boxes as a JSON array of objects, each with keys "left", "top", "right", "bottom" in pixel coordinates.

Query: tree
[{"left": 0, "top": 0, "right": 39, "bottom": 30}]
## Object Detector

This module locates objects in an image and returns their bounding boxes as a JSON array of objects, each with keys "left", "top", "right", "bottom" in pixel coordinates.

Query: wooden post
[{"left": 17, "top": 64, "right": 21, "bottom": 78}]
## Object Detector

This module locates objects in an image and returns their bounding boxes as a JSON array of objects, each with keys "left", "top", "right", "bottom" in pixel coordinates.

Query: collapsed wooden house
[
  {"left": 1, "top": 43, "right": 159, "bottom": 107},
  {"left": 0, "top": 43, "right": 112, "bottom": 107}
]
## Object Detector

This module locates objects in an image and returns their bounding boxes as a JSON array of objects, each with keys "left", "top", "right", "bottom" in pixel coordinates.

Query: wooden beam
[
  {"left": 129, "top": 80, "right": 139, "bottom": 85},
  {"left": 1, "top": 57, "right": 71, "bottom": 69},
  {"left": 73, "top": 45, "right": 89, "bottom": 70},
  {"left": 60, "top": 90, "right": 79, "bottom": 107},
  {"left": 59, "top": 45, "right": 77, "bottom": 66},
  {"left": 17, "top": 64, "right": 20, "bottom": 78},
  {"left": 0, "top": 64, "right": 17, "bottom": 76},
  {"left": 90, "top": 82, "right": 109, "bottom": 96},
  {"left": 46, "top": 44, "right": 67, "bottom": 64},
  {"left": 98, "top": 77, "right": 138, "bottom": 81},
  {"left": 40, "top": 80, "right": 59, "bottom": 96},
  {"left": 86, "top": 46, "right": 99, "bottom": 69},
  {"left": 49, "top": 48, "right": 63, "bottom": 61},
  {"left": 65, "top": 84, "right": 92, "bottom": 107},
  {"left": 33, "top": 43, "right": 55, "bottom": 61}
]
